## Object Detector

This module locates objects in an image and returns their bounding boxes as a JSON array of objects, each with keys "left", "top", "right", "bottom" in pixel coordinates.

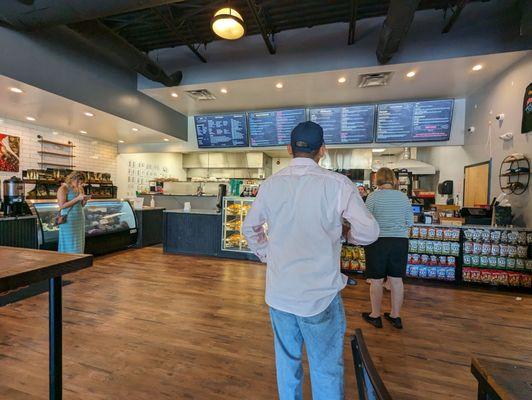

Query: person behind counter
[
  {"left": 243, "top": 121, "right": 379, "bottom": 400},
  {"left": 362, "top": 167, "right": 414, "bottom": 329},
  {"left": 57, "top": 171, "right": 90, "bottom": 254}
]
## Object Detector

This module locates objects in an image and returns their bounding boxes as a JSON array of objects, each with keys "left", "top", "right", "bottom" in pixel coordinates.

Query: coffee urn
[{"left": 2, "top": 176, "right": 27, "bottom": 216}]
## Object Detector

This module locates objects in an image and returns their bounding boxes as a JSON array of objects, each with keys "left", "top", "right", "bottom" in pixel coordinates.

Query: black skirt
[{"left": 364, "top": 237, "right": 409, "bottom": 279}]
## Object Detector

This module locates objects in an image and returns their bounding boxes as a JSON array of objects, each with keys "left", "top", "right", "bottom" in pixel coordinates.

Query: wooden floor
[{"left": 1, "top": 247, "right": 531, "bottom": 400}]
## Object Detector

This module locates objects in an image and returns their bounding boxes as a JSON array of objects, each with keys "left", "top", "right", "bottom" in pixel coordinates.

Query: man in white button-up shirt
[{"left": 243, "top": 121, "right": 379, "bottom": 400}]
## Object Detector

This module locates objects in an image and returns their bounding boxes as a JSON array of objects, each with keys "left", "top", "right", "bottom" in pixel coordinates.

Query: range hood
[
  {"left": 320, "top": 149, "right": 372, "bottom": 170},
  {"left": 183, "top": 152, "right": 268, "bottom": 169},
  {"left": 372, "top": 147, "right": 436, "bottom": 175}
]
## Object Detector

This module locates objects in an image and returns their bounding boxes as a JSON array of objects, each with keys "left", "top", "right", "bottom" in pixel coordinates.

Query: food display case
[
  {"left": 221, "top": 197, "right": 254, "bottom": 253},
  {"left": 29, "top": 199, "right": 137, "bottom": 255}
]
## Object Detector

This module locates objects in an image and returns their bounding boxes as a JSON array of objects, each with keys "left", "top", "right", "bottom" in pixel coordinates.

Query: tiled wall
[{"left": 0, "top": 116, "right": 118, "bottom": 189}]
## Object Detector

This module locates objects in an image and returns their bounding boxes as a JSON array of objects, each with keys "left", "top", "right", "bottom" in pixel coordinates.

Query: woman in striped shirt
[{"left": 362, "top": 167, "right": 414, "bottom": 329}]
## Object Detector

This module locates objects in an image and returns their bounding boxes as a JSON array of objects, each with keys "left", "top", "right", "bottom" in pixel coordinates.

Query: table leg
[{"left": 49, "top": 276, "right": 62, "bottom": 400}]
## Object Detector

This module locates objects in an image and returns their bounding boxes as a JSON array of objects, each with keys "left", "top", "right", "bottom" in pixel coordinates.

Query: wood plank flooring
[{"left": 1, "top": 246, "right": 531, "bottom": 399}]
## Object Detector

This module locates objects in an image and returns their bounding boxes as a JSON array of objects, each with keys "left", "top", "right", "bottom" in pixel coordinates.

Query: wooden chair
[{"left": 350, "top": 329, "right": 393, "bottom": 400}]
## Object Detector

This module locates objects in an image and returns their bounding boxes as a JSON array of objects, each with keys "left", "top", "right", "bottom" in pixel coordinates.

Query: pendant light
[{"left": 211, "top": 5, "right": 245, "bottom": 40}]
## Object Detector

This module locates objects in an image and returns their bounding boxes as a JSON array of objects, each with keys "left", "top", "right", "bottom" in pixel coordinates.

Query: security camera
[
  {"left": 467, "top": 126, "right": 476, "bottom": 133},
  {"left": 495, "top": 113, "right": 505, "bottom": 121},
  {"left": 499, "top": 132, "right": 513, "bottom": 141}
]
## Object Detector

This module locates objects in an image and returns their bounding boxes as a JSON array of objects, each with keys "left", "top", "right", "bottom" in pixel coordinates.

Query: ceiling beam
[
  {"left": 442, "top": 0, "right": 468, "bottom": 33},
  {"left": 152, "top": 7, "right": 207, "bottom": 63},
  {"left": 245, "top": 0, "right": 276, "bottom": 55},
  {"left": 348, "top": 0, "right": 358, "bottom": 45},
  {"left": 376, "top": 0, "right": 421, "bottom": 64}
]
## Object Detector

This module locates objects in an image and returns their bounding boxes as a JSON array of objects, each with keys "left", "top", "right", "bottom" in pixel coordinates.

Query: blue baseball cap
[{"left": 291, "top": 121, "right": 324, "bottom": 153}]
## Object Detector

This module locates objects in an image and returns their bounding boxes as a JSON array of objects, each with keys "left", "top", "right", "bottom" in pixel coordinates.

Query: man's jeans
[{"left": 269, "top": 293, "right": 346, "bottom": 400}]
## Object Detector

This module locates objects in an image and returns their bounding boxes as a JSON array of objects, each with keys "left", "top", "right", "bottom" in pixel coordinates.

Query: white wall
[
  {"left": 0, "top": 116, "right": 117, "bottom": 190},
  {"left": 421, "top": 54, "right": 531, "bottom": 225},
  {"left": 116, "top": 153, "right": 187, "bottom": 198}
]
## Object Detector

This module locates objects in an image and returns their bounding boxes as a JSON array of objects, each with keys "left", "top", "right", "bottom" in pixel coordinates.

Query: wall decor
[{"left": 0, "top": 133, "right": 20, "bottom": 172}]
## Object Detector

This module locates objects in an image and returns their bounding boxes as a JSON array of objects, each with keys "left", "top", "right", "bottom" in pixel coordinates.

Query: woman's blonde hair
[
  {"left": 375, "top": 167, "right": 397, "bottom": 187},
  {"left": 64, "top": 171, "right": 85, "bottom": 186}
]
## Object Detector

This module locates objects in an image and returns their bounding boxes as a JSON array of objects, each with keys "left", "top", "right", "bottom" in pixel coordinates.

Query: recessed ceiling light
[
  {"left": 472, "top": 64, "right": 483, "bottom": 71},
  {"left": 25, "top": 116, "right": 36, "bottom": 121},
  {"left": 52, "top": 131, "right": 59, "bottom": 135},
  {"left": 406, "top": 71, "right": 416, "bottom": 78},
  {"left": 163, "top": 138, "right": 170, "bottom": 142},
  {"left": 9, "top": 87, "right": 23, "bottom": 93},
  {"left": 118, "top": 140, "right": 125, "bottom": 143},
  {"left": 84, "top": 111, "right": 94, "bottom": 117},
  {"left": 79, "top": 130, "right": 87, "bottom": 134},
  {"left": 220, "top": 88, "right": 228, "bottom": 94},
  {"left": 372, "top": 148, "right": 386, "bottom": 153},
  {"left": 275, "top": 82, "right": 283, "bottom": 89},
  {"left": 132, "top": 127, "right": 139, "bottom": 132},
  {"left": 171, "top": 92, "right": 178, "bottom": 98},
  {"left": 337, "top": 77, "right": 347, "bottom": 83}
]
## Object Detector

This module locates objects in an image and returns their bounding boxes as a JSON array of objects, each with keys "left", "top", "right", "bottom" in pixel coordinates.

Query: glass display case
[
  {"left": 221, "top": 197, "right": 254, "bottom": 253},
  {"left": 29, "top": 199, "right": 137, "bottom": 254}
]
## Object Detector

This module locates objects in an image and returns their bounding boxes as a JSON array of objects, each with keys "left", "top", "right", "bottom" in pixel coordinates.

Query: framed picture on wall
[{"left": 0, "top": 133, "right": 20, "bottom": 172}]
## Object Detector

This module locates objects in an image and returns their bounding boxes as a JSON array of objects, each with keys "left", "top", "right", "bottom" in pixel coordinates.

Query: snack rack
[
  {"left": 407, "top": 224, "right": 461, "bottom": 282},
  {"left": 461, "top": 226, "right": 531, "bottom": 289},
  {"left": 341, "top": 244, "right": 366, "bottom": 275},
  {"left": 221, "top": 196, "right": 254, "bottom": 253}
]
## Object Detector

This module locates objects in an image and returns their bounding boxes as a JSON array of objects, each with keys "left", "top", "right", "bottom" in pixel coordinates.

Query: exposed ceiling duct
[
  {"left": 68, "top": 20, "right": 182, "bottom": 87},
  {"left": 376, "top": 0, "right": 421, "bottom": 64},
  {"left": 0, "top": 0, "right": 185, "bottom": 30}
]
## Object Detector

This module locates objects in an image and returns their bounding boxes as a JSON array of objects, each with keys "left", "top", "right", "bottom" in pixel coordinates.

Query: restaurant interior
[{"left": 0, "top": 1, "right": 531, "bottom": 399}]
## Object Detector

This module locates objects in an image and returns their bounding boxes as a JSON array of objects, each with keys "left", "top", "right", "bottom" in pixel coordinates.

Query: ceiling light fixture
[
  {"left": 52, "top": 131, "right": 59, "bottom": 136},
  {"left": 372, "top": 148, "right": 386, "bottom": 153},
  {"left": 163, "top": 138, "right": 170, "bottom": 142},
  {"left": 337, "top": 77, "right": 347, "bottom": 83},
  {"left": 171, "top": 92, "right": 179, "bottom": 98},
  {"left": 211, "top": 7, "right": 245, "bottom": 40},
  {"left": 84, "top": 111, "right": 94, "bottom": 117},
  {"left": 79, "top": 130, "right": 87, "bottom": 134},
  {"left": 275, "top": 82, "right": 284, "bottom": 89},
  {"left": 406, "top": 71, "right": 416, "bottom": 78},
  {"left": 220, "top": 88, "right": 228, "bottom": 94},
  {"left": 472, "top": 64, "right": 483, "bottom": 71},
  {"left": 118, "top": 140, "right": 124, "bottom": 143},
  {"left": 25, "top": 116, "right": 36, "bottom": 121},
  {"left": 132, "top": 127, "right": 139, "bottom": 132},
  {"left": 9, "top": 87, "right": 23, "bottom": 93}
]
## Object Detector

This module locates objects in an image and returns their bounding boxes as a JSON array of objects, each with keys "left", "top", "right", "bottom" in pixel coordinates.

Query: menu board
[
  {"left": 376, "top": 99, "right": 454, "bottom": 143},
  {"left": 249, "top": 109, "right": 306, "bottom": 147},
  {"left": 309, "top": 105, "right": 375, "bottom": 144},
  {"left": 194, "top": 114, "right": 248, "bottom": 148}
]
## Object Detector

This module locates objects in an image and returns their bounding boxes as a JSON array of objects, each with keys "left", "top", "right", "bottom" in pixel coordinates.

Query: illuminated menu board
[
  {"left": 249, "top": 109, "right": 306, "bottom": 147},
  {"left": 309, "top": 105, "right": 375, "bottom": 144},
  {"left": 194, "top": 114, "right": 248, "bottom": 148},
  {"left": 376, "top": 99, "right": 454, "bottom": 143}
]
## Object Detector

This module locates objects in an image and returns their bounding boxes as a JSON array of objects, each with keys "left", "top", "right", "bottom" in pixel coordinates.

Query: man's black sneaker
[
  {"left": 384, "top": 312, "right": 403, "bottom": 329},
  {"left": 362, "top": 312, "right": 383, "bottom": 328}
]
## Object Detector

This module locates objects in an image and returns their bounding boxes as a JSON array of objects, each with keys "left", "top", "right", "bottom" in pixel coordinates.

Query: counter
[
  {"left": 0, "top": 215, "right": 38, "bottom": 249},
  {"left": 139, "top": 194, "right": 218, "bottom": 212},
  {"left": 135, "top": 207, "right": 165, "bottom": 248},
  {"left": 163, "top": 207, "right": 258, "bottom": 261}
]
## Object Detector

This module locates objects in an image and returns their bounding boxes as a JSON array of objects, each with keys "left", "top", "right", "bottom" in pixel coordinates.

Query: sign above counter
[{"left": 193, "top": 99, "right": 455, "bottom": 148}]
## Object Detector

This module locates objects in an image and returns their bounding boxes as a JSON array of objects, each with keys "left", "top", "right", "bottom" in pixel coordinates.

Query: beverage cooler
[{"left": 29, "top": 199, "right": 137, "bottom": 255}]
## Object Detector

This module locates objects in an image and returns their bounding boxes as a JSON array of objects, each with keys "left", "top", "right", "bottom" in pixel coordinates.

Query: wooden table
[
  {"left": 0, "top": 246, "right": 93, "bottom": 400},
  {"left": 471, "top": 357, "right": 532, "bottom": 400}
]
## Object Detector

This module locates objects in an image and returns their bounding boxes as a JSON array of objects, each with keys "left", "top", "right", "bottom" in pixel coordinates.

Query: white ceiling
[
  {"left": 142, "top": 51, "right": 530, "bottom": 115},
  {"left": 0, "top": 75, "right": 181, "bottom": 145}
]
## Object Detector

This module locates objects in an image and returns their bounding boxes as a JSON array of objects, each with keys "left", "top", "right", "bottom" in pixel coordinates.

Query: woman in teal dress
[{"left": 57, "top": 171, "right": 89, "bottom": 254}]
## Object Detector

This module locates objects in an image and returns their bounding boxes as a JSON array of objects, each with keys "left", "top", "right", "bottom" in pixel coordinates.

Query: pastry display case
[
  {"left": 29, "top": 199, "right": 137, "bottom": 255},
  {"left": 221, "top": 197, "right": 254, "bottom": 253}
]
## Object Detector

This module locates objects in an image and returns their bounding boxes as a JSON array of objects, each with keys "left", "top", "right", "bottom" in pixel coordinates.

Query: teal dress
[{"left": 58, "top": 188, "right": 85, "bottom": 254}]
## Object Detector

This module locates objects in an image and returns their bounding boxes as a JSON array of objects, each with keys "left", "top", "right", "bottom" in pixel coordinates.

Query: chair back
[{"left": 350, "top": 329, "right": 393, "bottom": 400}]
